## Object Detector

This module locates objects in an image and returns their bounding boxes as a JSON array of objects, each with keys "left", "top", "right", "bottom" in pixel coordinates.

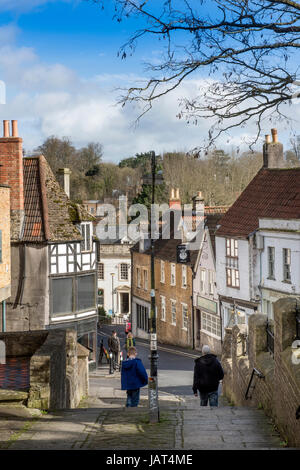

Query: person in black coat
[{"left": 192, "top": 345, "right": 224, "bottom": 407}]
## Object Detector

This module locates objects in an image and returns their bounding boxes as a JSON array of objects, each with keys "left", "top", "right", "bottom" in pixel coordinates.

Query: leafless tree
[{"left": 91, "top": 0, "right": 300, "bottom": 147}]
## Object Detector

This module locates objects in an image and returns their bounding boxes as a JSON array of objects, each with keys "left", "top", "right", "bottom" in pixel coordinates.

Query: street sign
[{"left": 177, "top": 244, "right": 190, "bottom": 263}]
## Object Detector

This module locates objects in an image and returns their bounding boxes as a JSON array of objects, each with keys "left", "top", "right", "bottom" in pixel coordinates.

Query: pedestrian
[
  {"left": 192, "top": 345, "right": 224, "bottom": 407},
  {"left": 121, "top": 346, "right": 148, "bottom": 407},
  {"left": 108, "top": 330, "right": 121, "bottom": 370},
  {"left": 125, "top": 332, "right": 136, "bottom": 357}
]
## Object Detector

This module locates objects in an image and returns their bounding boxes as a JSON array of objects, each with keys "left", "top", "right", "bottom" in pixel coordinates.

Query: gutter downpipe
[{"left": 2, "top": 300, "right": 6, "bottom": 332}]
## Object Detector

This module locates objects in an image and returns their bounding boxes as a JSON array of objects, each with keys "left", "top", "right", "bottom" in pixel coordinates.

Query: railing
[
  {"left": 266, "top": 321, "right": 274, "bottom": 358},
  {"left": 245, "top": 368, "right": 265, "bottom": 400}
]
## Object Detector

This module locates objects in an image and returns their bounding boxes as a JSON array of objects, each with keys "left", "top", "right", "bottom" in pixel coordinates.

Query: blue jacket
[{"left": 121, "top": 357, "right": 148, "bottom": 391}]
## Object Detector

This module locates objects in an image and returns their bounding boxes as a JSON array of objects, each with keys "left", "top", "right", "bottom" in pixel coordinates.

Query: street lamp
[
  {"left": 111, "top": 273, "right": 115, "bottom": 317},
  {"left": 295, "top": 301, "right": 300, "bottom": 340},
  {"left": 148, "top": 150, "right": 163, "bottom": 424}
]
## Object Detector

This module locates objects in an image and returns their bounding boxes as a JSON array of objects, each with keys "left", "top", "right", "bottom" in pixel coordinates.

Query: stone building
[
  {"left": 0, "top": 182, "right": 11, "bottom": 331},
  {"left": 0, "top": 120, "right": 98, "bottom": 361},
  {"left": 215, "top": 129, "right": 300, "bottom": 336},
  {"left": 96, "top": 228, "right": 134, "bottom": 317}
]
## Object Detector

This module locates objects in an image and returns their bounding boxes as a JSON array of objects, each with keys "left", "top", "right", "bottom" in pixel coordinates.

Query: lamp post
[
  {"left": 111, "top": 273, "right": 115, "bottom": 317},
  {"left": 295, "top": 301, "right": 300, "bottom": 341},
  {"left": 148, "top": 150, "right": 161, "bottom": 424}
]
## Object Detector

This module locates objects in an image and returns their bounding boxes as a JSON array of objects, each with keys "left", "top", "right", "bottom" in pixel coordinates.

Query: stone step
[{"left": 0, "top": 389, "right": 29, "bottom": 403}]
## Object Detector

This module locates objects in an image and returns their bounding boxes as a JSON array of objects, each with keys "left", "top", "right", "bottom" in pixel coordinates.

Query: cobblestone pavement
[{"left": 0, "top": 368, "right": 284, "bottom": 450}]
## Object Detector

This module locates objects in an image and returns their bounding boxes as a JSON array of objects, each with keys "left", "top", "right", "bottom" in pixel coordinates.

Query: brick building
[
  {"left": 0, "top": 120, "right": 98, "bottom": 361},
  {"left": 0, "top": 182, "right": 11, "bottom": 331}
]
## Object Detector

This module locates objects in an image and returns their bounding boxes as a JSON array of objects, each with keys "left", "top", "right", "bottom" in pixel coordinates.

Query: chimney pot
[
  {"left": 3, "top": 120, "right": 9, "bottom": 137},
  {"left": 265, "top": 135, "right": 271, "bottom": 144},
  {"left": 11, "top": 120, "right": 18, "bottom": 137},
  {"left": 271, "top": 128, "right": 278, "bottom": 143}
]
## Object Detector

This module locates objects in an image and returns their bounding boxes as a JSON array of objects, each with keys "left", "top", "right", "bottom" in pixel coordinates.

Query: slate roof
[
  {"left": 216, "top": 167, "right": 300, "bottom": 238},
  {"left": 22, "top": 155, "right": 95, "bottom": 243}
]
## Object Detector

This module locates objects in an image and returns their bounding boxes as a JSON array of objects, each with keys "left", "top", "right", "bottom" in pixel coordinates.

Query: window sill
[
  {"left": 171, "top": 322, "right": 177, "bottom": 327},
  {"left": 182, "top": 327, "right": 188, "bottom": 331},
  {"left": 282, "top": 280, "right": 292, "bottom": 284},
  {"left": 226, "top": 285, "right": 240, "bottom": 289}
]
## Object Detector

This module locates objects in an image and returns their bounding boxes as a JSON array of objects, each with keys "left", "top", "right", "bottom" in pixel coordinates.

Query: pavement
[{"left": 0, "top": 364, "right": 285, "bottom": 450}]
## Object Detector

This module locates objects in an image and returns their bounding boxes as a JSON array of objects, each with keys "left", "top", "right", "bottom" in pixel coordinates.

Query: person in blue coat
[{"left": 121, "top": 346, "right": 148, "bottom": 407}]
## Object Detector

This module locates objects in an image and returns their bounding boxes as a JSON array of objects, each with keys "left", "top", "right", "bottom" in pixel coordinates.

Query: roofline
[{"left": 38, "top": 156, "right": 50, "bottom": 241}]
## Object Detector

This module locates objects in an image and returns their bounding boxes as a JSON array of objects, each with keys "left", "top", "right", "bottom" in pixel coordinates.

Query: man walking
[
  {"left": 121, "top": 346, "right": 148, "bottom": 407},
  {"left": 193, "top": 345, "right": 224, "bottom": 407},
  {"left": 108, "top": 330, "right": 120, "bottom": 370}
]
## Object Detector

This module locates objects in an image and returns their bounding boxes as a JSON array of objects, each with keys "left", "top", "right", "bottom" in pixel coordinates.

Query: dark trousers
[
  {"left": 112, "top": 351, "right": 119, "bottom": 369},
  {"left": 200, "top": 390, "right": 219, "bottom": 407},
  {"left": 126, "top": 389, "right": 140, "bottom": 407}
]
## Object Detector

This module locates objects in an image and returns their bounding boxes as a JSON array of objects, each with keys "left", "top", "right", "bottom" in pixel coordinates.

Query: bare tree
[{"left": 91, "top": 0, "right": 300, "bottom": 146}]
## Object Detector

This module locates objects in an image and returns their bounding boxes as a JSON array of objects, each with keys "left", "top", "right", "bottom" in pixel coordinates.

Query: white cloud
[
  {"left": 0, "top": 0, "right": 71, "bottom": 13},
  {"left": 0, "top": 23, "right": 299, "bottom": 162}
]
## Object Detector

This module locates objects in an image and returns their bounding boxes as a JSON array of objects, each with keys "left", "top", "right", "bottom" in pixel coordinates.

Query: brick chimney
[
  {"left": 57, "top": 168, "right": 72, "bottom": 198},
  {"left": 192, "top": 191, "right": 205, "bottom": 232},
  {"left": 169, "top": 188, "right": 181, "bottom": 210},
  {"left": 0, "top": 120, "right": 24, "bottom": 239},
  {"left": 263, "top": 129, "right": 285, "bottom": 169}
]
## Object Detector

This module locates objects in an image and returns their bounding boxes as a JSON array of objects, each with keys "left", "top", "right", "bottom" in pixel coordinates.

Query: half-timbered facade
[{"left": 0, "top": 120, "right": 98, "bottom": 361}]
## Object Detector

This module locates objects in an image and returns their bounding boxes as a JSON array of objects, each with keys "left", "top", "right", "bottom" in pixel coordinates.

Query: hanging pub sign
[{"left": 177, "top": 244, "right": 190, "bottom": 264}]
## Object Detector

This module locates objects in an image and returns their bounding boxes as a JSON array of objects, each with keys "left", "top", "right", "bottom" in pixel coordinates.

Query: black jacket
[{"left": 192, "top": 354, "right": 224, "bottom": 394}]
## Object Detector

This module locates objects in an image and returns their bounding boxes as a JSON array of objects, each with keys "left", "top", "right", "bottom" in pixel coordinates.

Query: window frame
[
  {"left": 80, "top": 222, "right": 93, "bottom": 253},
  {"left": 171, "top": 300, "right": 177, "bottom": 326},
  {"left": 283, "top": 248, "right": 291, "bottom": 282},
  {"left": 98, "top": 262, "right": 104, "bottom": 280},
  {"left": 170, "top": 263, "right": 176, "bottom": 286},
  {"left": 119, "top": 263, "right": 129, "bottom": 281},
  {"left": 182, "top": 265, "right": 187, "bottom": 288},
  {"left": 160, "top": 260, "right": 165, "bottom": 283},
  {"left": 161, "top": 296, "right": 166, "bottom": 321},
  {"left": 201, "top": 311, "right": 221, "bottom": 339},
  {"left": 182, "top": 303, "right": 188, "bottom": 330},
  {"left": 267, "top": 246, "right": 275, "bottom": 280}
]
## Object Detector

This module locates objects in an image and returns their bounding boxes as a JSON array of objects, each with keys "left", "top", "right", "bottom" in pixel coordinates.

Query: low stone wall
[
  {"left": 221, "top": 297, "right": 300, "bottom": 448},
  {"left": 0, "top": 329, "right": 89, "bottom": 410}
]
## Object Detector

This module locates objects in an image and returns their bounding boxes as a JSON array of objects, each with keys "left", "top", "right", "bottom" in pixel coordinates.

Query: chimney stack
[
  {"left": 169, "top": 187, "right": 181, "bottom": 210},
  {"left": 57, "top": 168, "right": 72, "bottom": 198},
  {"left": 263, "top": 128, "right": 285, "bottom": 169},
  {"left": 192, "top": 191, "right": 205, "bottom": 232},
  {"left": 0, "top": 120, "right": 24, "bottom": 240}
]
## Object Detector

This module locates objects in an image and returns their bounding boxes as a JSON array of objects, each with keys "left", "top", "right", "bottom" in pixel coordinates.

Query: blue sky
[{"left": 0, "top": 0, "right": 298, "bottom": 162}]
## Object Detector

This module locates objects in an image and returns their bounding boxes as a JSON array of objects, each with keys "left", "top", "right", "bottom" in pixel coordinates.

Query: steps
[{"left": 0, "top": 389, "right": 29, "bottom": 406}]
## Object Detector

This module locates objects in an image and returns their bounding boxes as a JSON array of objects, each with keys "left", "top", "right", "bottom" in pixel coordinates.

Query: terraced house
[{"left": 0, "top": 120, "right": 98, "bottom": 361}]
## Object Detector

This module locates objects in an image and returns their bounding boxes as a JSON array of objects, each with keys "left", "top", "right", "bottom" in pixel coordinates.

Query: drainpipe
[
  {"left": 2, "top": 300, "right": 6, "bottom": 332},
  {"left": 191, "top": 272, "right": 195, "bottom": 350}
]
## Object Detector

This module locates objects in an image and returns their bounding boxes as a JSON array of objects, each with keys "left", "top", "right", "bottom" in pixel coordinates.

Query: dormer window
[{"left": 80, "top": 222, "right": 92, "bottom": 252}]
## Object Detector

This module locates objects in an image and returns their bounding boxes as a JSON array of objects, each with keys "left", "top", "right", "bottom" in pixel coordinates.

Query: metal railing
[{"left": 266, "top": 321, "right": 274, "bottom": 358}]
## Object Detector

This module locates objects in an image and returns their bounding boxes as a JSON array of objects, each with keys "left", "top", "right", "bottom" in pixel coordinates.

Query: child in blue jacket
[{"left": 121, "top": 346, "right": 148, "bottom": 407}]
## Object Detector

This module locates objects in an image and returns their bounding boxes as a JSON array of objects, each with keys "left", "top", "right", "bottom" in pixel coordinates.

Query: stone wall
[
  {"left": 0, "top": 185, "right": 11, "bottom": 304},
  {"left": 221, "top": 297, "right": 300, "bottom": 447},
  {"left": 0, "top": 329, "right": 89, "bottom": 410}
]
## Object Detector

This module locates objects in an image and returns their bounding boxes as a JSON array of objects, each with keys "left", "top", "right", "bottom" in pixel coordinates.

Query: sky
[{"left": 0, "top": 0, "right": 299, "bottom": 162}]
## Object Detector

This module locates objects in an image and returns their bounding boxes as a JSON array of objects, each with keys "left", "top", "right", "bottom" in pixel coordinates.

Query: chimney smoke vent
[
  {"left": 265, "top": 135, "right": 271, "bottom": 144},
  {"left": 3, "top": 120, "right": 9, "bottom": 137},
  {"left": 11, "top": 120, "right": 18, "bottom": 137},
  {"left": 271, "top": 128, "right": 278, "bottom": 143}
]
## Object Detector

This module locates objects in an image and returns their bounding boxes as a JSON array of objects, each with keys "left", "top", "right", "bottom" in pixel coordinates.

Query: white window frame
[
  {"left": 80, "top": 222, "right": 93, "bottom": 253},
  {"left": 209, "top": 270, "right": 214, "bottom": 295},
  {"left": 171, "top": 300, "right": 177, "bottom": 326},
  {"left": 200, "top": 268, "right": 206, "bottom": 294},
  {"left": 119, "top": 263, "right": 129, "bottom": 281},
  {"left": 170, "top": 263, "right": 176, "bottom": 286},
  {"left": 182, "top": 265, "right": 187, "bottom": 288},
  {"left": 98, "top": 262, "right": 104, "bottom": 280},
  {"left": 137, "top": 267, "right": 141, "bottom": 288},
  {"left": 283, "top": 248, "right": 291, "bottom": 282},
  {"left": 268, "top": 246, "right": 275, "bottom": 279},
  {"left": 182, "top": 303, "right": 188, "bottom": 330},
  {"left": 201, "top": 311, "right": 221, "bottom": 339},
  {"left": 143, "top": 268, "right": 148, "bottom": 291},
  {"left": 161, "top": 296, "right": 166, "bottom": 321},
  {"left": 160, "top": 260, "right": 165, "bottom": 283}
]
